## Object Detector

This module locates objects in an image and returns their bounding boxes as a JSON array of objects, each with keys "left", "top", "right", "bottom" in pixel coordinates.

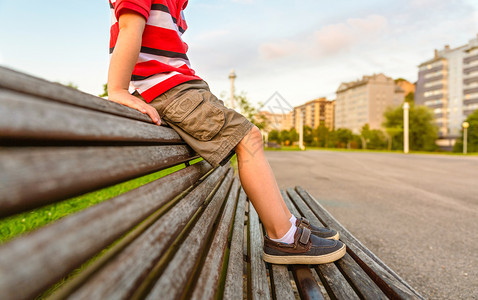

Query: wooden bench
[{"left": 0, "top": 67, "right": 423, "bottom": 300}]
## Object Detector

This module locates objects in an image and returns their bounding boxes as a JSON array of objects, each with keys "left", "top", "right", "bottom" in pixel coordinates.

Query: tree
[
  {"left": 268, "top": 129, "right": 281, "bottom": 144},
  {"left": 314, "top": 125, "right": 330, "bottom": 148},
  {"left": 228, "top": 91, "right": 269, "bottom": 130},
  {"left": 331, "top": 128, "right": 354, "bottom": 148},
  {"left": 453, "top": 110, "right": 478, "bottom": 153},
  {"left": 360, "top": 124, "right": 387, "bottom": 150},
  {"left": 303, "top": 125, "right": 314, "bottom": 145},
  {"left": 99, "top": 83, "right": 108, "bottom": 98},
  {"left": 383, "top": 104, "right": 438, "bottom": 151}
]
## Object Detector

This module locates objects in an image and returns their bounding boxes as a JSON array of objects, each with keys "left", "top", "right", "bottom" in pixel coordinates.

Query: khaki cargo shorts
[{"left": 136, "top": 80, "right": 254, "bottom": 167}]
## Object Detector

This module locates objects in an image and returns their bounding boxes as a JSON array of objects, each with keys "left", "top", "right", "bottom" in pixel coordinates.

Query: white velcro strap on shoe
[{"left": 299, "top": 227, "right": 311, "bottom": 245}]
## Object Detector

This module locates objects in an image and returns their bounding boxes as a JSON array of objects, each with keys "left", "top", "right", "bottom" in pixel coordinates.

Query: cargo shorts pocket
[{"left": 163, "top": 92, "right": 226, "bottom": 141}]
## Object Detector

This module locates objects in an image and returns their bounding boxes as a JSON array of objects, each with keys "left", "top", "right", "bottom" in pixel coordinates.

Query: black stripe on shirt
[
  {"left": 151, "top": 4, "right": 170, "bottom": 14},
  {"left": 131, "top": 74, "right": 155, "bottom": 81},
  {"left": 140, "top": 47, "right": 189, "bottom": 60},
  {"left": 109, "top": 47, "right": 189, "bottom": 61},
  {"left": 151, "top": 4, "right": 185, "bottom": 33}
]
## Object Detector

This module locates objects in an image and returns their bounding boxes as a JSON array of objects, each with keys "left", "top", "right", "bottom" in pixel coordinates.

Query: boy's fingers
[{"left": 142, "top": 103, "right": 161, "bottom": 125}]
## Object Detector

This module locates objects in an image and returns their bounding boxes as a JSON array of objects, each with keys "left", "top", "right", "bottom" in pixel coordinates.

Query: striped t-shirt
[{"left": 109, "top": 0, "right": 201, "bottom": 103}]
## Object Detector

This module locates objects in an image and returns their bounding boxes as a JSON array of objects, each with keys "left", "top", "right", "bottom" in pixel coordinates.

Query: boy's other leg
[{"left": 235, "top": 126, "right": 293, "bottom": 239}]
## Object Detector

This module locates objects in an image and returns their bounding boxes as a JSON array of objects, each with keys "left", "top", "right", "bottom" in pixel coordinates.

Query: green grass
[
  {"left": 0, "top": 162, "right": 195, "bottom": 244},
  {"left": 265, "top": 146, "right": 478, "bottom": 155}
]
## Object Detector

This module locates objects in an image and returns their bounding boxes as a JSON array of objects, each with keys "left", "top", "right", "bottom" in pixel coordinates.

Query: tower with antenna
[{"left": 228, "top": 69, "right": 236, "bottom": 109}]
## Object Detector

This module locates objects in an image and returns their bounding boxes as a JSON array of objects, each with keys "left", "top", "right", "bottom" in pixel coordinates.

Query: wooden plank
[
  {"left": 190, "top": 177, "right": 240, "bottom": 300},
  {"left": 291, "top": 265, "right": 325, "bottom": 300},
  {"left": 286, "top": 188, "right": 326, "bottom": 227},
  {"left": 0, "top": 145, "right": 196, "bottom": 217},
  {"left": 144, "top": 170, "right": 234, "bottom": 300},
  {"left": 295, "top": 186, "right": 424, "bottom": 300},
  {"left": 286, "top": 188, "right": 386, "bottom": 299},
  {"left": 286, "top": 188, "right": 359, "bottom": 299},
  {"left": 223, "top": 187, "right": 247, "bottom": 300},
  {"left": 0, "top": 66, "right": 152, "bottom": 123},
  {"left": 0, "top": 89, "right": 182, "bottom": 142},
  {"left": 336, "top": 253, "right": 388, "bottom": 300},
  {"left": 248, "top": 202, "right": 272, "bottom": 300},
  {"left": 0, "top": 161, "right": 213, "bottom": 300},
  {"left": 269, "top": 265, "right": 296, "bottom": 300},
  {"left": 314, "top": 264, "right": 359, "bottom": 300},
  {"left": 66, "top": 165, "right": 230, "bottom": 300},
  {"left": 279, "top": 191, "right": 320, "bottom": 299}
]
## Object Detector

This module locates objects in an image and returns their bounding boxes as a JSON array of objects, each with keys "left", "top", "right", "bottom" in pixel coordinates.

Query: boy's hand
[
  {"left": 107, "top": 11, "right": 161, "bottom": 125},
  {"left": 108, "top": 90, "right": 161, "bottom": 125}
]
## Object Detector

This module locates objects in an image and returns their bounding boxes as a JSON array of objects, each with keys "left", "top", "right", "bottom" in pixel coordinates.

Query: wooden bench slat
[
  {"left": 145, "top": 170, "right": 234, "bottom": 300},
  {"left": 315, "top": 263, "right": 360, "bottom": 300},
  {"left": 286, "top": 188, "right": 361, "bottom": 298},
  {"left": 0, "top": 145, "right": 196, "bottom": 217},
  {"left": 0, "top": 161, "right": 212, "bottom": 300},
  {"left": 287, "top": 187, "right": 391, "bottom": 299},
  {"left": 269, "top": 265, "right": 296, "bottom": 300},
  {"left": 190, "top": 177, "right": 240, "bottom": 300},
  {"left": 291, "top": 265, "right": 326, "bottom": 300},
  {"left": 295, "top": 186, "right": 424, "bottom": 300},
  {"left": 248, "top": 202, "right": 272, "bottom": 300},
  {"left": 336, "top": 253, "right": 388, "bottom": 299},
  {"left": 0, "top": 66, "right": 152, "bottom": 123},
  {"left": 0, "top": 90, "right": 183, "bottom": 143},
  {"left": 66, "top": 165, "right": 230, "bottom": 300},
  {"left": 223, "top": 187, "right": 247, "bottom": 300},
  {"left": 283, "top": 190, "right": 358, "bottom": 299}
]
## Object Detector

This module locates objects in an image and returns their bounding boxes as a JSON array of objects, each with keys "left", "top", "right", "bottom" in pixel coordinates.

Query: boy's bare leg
[{"left": 235, "top": 126, "right": 293, "bottom": 239}]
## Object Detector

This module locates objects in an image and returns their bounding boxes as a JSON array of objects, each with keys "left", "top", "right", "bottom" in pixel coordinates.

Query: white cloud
[
  {"left": 258, "top": 15, "right": 389, "bottom": 60},
  {"left": 0, "top": 51, "right": 3, "bottom": 64},
  {"left": 258, "top": 40, "right": 299, "bottom": 60}
]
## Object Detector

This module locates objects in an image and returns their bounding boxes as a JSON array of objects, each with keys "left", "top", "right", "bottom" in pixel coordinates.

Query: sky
[{"left": 0, "top": 0, "right": 477, "bottom": 108}]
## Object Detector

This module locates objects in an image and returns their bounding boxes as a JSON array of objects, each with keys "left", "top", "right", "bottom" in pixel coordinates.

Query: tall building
[
  {"left": 292, "top": 98, "right": 335, "bottom": 130},
  {"left": 335, "top": 73, "right": 405, "bottom": 134},
  {"left": 416, "top": 34, "right": 478, "bottom": 141},
  {"left": 257, "top": 111, "right": 293, "bottom": 132}
]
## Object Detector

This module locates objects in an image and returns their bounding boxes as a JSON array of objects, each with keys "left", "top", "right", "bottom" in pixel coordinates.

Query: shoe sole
[
  {"left": 325, "top": 232, "right": 339, "bottom": 240},
  {"left": 262, "top": 244, "right": 346, "bottom": 265}
]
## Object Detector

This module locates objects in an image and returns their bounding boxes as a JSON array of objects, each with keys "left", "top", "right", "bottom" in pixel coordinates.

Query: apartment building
[
  {"left": 257, "top": 110, "right": 293, "bottom": 132},
  {"left": 292, "top": 98, "right": 335, "bottom": 130},
  {"left": 335, "top": 73, "right": 405, "bottom": 134},
  {"left": 416, "top": 34, "right": 478, "bottom": 140}
]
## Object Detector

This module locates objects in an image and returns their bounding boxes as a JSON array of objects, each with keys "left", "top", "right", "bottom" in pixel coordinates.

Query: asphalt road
[{"left": 265, "top": 150, "right": 478, "bottom": 300}]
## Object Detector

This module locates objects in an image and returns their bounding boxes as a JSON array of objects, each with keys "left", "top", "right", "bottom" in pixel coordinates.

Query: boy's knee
[{"left": 236, "top": 126, "right": 263, "bottom": 154}]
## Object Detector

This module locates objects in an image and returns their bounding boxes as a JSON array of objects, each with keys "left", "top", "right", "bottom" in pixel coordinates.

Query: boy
[{"left": 107, "top": 0, "right": 345, "bottom": 264}]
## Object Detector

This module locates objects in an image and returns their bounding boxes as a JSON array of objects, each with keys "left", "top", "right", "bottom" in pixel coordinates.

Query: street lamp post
[
  {"left": 403, "top": 102, "right": 410, "bottom": 154},
  {"left": 463, "top": 121, "right": 469, "bottom": 154},
  {"left": 299, "top": 114, "right": 305, "bottom": 150}
]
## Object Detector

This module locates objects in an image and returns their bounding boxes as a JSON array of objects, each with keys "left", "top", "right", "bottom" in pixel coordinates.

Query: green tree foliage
[
  {"left": 360, "top": 124, "right": 387, "bottom": 150},
  {"left": 313, "top": 125, "right": 330, "bottom": 147},
  {"left": 279, "top": 128, "right": 299, "bottom": 146},
  {"left": 231, "top": 91, "right": 269, "bottom": 130},
  {"left": 405, "top": 92, "right": 414, "bottom": 103},
  {"left": 99, "top": 83, "right": 108, "bottom": 98},
  {"left": 383, "top": 104, "right": 438, "bottom": 151},
  {"left": 453, "top": 110, "right": 478, "bottom": 153},
  {"left": 332, "top": 128, "right": 355, "bottom": 148},
  {"left": 303, "top": 125, "right": 314, "bottom": 145},
  {"left": 268, "top": 129, "right": 281, "bottom": 144}
]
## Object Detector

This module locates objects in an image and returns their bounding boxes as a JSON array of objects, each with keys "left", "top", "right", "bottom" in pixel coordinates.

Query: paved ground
[{"left": 265, "top": 150, "right": 478, "bottom": 300}]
